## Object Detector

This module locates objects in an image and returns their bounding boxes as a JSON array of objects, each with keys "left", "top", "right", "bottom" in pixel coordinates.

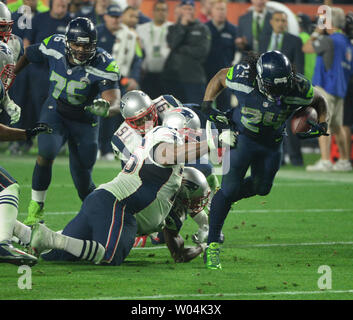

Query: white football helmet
[
  {"left": 162, "top": 111, "right": 187, "bottom": 131},
  {"left": 0, "top": 2, "right": 13, "bottom": 43},
  {"left": 120, "top": 90, "right": 158, "bottom": 134},
  {"left": 166, "top": 107, "right": 201, "bottom": 130},
  {"left": 177, "top": 167, "right": 211, "bottom": 214},
  {"left": 0, "top": 42, "right": 15, "bottom": 91}
]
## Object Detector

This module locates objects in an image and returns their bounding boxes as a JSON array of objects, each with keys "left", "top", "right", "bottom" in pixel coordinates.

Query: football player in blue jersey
[
  {"left": 201, "top": 50, "right": 329, "bottom": 269},
  {"left": 0, "top": 41, "right": 51, "bottom": 266},
  {"left": 14, "top": 17, "right": 121, "bottom": 226}
]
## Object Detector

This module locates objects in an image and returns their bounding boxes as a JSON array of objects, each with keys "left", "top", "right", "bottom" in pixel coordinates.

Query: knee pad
[{"left": 1, "top": 183, "right": 20, "bottom": 197}]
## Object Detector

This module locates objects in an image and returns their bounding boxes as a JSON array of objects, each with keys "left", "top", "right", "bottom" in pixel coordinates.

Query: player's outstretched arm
[
  {"left": 163, "top": 227, "right": 205, "bottom": 263},
  {"left": 153, "top": 140, "right": 209, "bottom": 166},
  {"left": 0, "top": 123, "right": 52, "bottom": 142},
  {"left": 0, "top": 124, "right": 27, "bottom": 141}
]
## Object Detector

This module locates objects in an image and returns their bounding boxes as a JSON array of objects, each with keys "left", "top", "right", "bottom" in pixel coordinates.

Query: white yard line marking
[
  {"left": 276, "top": 170, "right": 353, "bottom": 183},
  {"left": 17, "top": 208, "right": 353, "bottom": 216},
  {"left": 18, "top": 181, "right": 352, "bottom": 188},
  {"left": 91, "top": 289, "right": 353, "bottom": 300},
  {"left": 132, "top": 240, "right": 353, "bottom": 250}
]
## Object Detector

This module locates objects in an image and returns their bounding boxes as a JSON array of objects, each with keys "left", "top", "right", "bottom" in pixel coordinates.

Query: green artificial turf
[{"left": 1, "top": 154, "right": 352, "bottom": 300}]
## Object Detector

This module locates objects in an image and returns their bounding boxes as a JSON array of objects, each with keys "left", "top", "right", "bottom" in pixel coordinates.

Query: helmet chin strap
[{"left": 71, "top": 56, "right": 86, "bottom": 65}]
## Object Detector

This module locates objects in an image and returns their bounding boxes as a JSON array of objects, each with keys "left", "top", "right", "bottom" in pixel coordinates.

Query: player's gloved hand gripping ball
[
  {"left": 85, "top": 98, "right": 110, "bottom": 117},
  {"left": 296, "top": 120, "right": 329, "bottom": 139}
]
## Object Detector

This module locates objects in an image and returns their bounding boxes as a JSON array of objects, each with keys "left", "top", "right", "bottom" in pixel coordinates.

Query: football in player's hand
[{"left": 291, "top": 107, "right": 318, "bottom": 134}]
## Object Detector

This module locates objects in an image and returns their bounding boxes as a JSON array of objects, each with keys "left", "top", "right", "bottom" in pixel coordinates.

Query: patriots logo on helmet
[{"left": 173, "top": 108, "right": 194, "bottom": 120}]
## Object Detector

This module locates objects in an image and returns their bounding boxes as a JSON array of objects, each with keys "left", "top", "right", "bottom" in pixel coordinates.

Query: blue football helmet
[
  {"left": 256, "top": 50, "right": 293, "bottom": 101},
  {"left": 65, "top": 17, "right": 97, "bottom": 65}
]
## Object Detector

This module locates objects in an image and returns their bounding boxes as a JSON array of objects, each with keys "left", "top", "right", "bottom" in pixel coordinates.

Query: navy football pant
[
  {"left": 42, "top": 189, "right": 137, "bottom": 265},
  {"left": 207, "top": 134, "right": 283, "bottom": 243},
  {"left": 0, "top": 167, "right": 17, "bottom": 191},
  {"left": 33, "top": 97, "right": 98, "bottom": 200}
]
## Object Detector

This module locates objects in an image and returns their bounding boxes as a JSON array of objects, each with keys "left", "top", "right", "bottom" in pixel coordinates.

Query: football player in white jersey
[
  {"left": 0, "top": 3, "right": 23, "bottom": 62},
  {"left": 0, "top": 2, "right": 23, "bottom": 126},
  {"left": 12, "top": 111, "right": 220, "bottom": 265},
  {"left": 112, "top": 90, "right": 215, "bottom": 245}
]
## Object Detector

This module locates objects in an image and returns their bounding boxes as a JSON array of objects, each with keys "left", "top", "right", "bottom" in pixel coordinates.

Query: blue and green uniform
[
  {"left": 207, "top": 63, "right": 314, "bottom": 244},
  {"left": 26, "top": 34, "right": 120, "bottom": 200}
]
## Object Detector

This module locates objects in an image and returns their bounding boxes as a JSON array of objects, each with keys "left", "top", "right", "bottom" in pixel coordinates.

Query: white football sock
[
  {"left": 192, "top": 210, "right": 209, "bottom": 229},
  {"left": 31, "top": 190, "right": 47, "bottom": 203},
  {"left": 13, "top": 220, "right": 32, "bottom": 245},
  {"left": 0, "top": 183, "right": 19, "bottom": 242},
  {"left": 48, "top": 230, "right": 105, "bottom": 264}
]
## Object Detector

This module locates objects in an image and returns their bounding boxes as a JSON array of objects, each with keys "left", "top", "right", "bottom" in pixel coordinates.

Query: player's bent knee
[
  {"left": 37, "top": 155, "right": 54, "bottom": 167},
  {"left": 256, "top": 184, "right": 272, "bottom": 196}
]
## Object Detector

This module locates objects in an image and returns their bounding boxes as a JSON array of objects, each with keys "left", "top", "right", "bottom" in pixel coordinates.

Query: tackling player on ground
[
  {"left": 12, "top": 111, "right": 230, "bottom": 265},
  {"left": 201, "top": 50, "right": 329, "bottom": 269},
  {"left": 112, "top": 90, "right": 222, "bottom": 244}
]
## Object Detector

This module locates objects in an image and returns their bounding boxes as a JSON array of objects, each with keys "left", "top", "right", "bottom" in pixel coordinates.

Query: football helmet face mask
[
  {"left": 121, "top": 90, "right": 157, "bottom": 134},
  {"left": 256, "top": 50, "right": 293, "bottom": 102},
  {"left": 65, "top": 17, "right": 97, "bottom": 65},
  {"left": 178, "top": 167, "right": 211, "bottom": 214},
  {"left": 0, "top": 42, "right": 15, "bottom": 91},
  {"left": 0, "top": 2, "right": 13, "bottom": 43}
]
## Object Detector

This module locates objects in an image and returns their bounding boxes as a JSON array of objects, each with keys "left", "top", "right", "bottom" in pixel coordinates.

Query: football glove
[
  {"left": 25, "top": 123, "right": 53, "bottom": 141},
  {"left": 206, "top": 120, "right": 238, "bottom": 153},
  {"left": 296, "top": 120, "right": 329, "bottom": 139},
  {"left": 85, "top": 98, "right": 110, "bottom": 117},
  {"left": 219, "top": 130, "right": 238, "bottom": 148},
  {"left": 200, "top": 101, "right": 229, "bottom": 125},
  {"left": 3, "top": 99, "right": 21, "bottom": 125}
]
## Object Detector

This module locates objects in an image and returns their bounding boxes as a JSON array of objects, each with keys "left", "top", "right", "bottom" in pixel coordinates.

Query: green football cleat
[
  {"left": 23, "top": 200, "right": 44, "bottom": 226},
  {"left": 204, "top": 242, "right": 222, "bottom": 270}
]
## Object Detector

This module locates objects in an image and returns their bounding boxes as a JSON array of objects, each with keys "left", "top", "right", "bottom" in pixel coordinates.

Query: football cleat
[
  {"left": 30, "top": 223, "right": 54, "bottom": 256},
  {"left": 23, "top": 200, "right": 44, "bottom": 226},
  {"left": 204, "top": 242, "right": 222, "bottom": 270},
  {"left": 133, "top": 236, "right": 147, "bottom": 248},
  {"left": 0, "top": 240, "right": 37, "bottom": 266}
]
